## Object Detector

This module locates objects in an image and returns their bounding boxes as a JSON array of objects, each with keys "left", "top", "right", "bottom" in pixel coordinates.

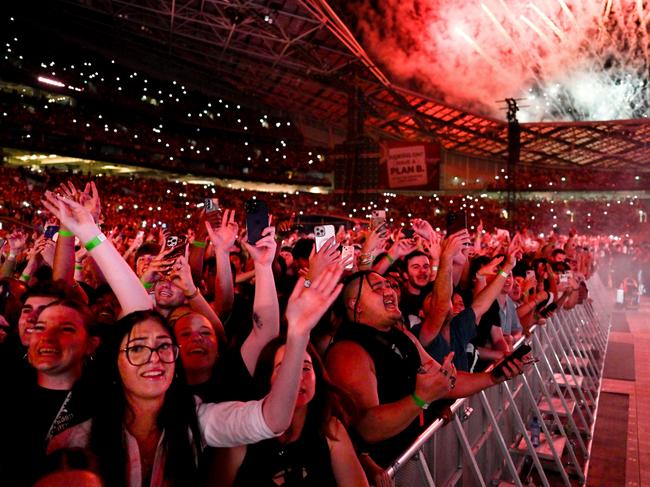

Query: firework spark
[{"left": 353, "top": 0, "right": 650, "bottom": 121}]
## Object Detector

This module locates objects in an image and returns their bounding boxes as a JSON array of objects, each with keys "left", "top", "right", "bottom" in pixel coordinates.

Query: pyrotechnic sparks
[{"left": 353, "top": 0, "right": 650, "bottom": 121}]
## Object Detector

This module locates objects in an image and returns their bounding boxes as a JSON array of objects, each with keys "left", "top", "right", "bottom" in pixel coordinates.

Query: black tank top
[
  {"left": 233, "top": 413, "right": 335, "bottom": 487},
  {"left": 332, "top": 321, "right": 426, "bottom": 468}
]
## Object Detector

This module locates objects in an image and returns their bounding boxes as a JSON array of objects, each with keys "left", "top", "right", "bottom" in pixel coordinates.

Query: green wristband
[
  {"left": 74, "top": 265, "right": 83, "bottom": 271},
  {"left": 191, "top": 240, "right": 207, "bottom": 248},
  {"left": 497, "top": 270, "right": 509, "bottom": 278},
  {"left": 84, "top": 233, "right": 107, "bottom": 251},
  {"left": 411, "top": 392, "right": 429, "bottom": 409},
  {"left": 59, "top": 230, "right": 74, "bottom": 237},
  {"left": 385, "top": 254, "right": 395, "bottom": 264},
  {"left": 141, "top": 280, "right": 154, "bottom": 290},
  {"left": 20, "top": 273, "right": 30, "bottom": 281}
]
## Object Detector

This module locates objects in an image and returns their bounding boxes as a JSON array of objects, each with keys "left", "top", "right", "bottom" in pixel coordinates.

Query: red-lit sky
[{"left": 353, "top": 0, "right": 650, "bottom": 122}]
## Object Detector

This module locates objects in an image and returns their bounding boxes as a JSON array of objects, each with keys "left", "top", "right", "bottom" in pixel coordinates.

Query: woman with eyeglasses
[
  {"left": 42, "top": 192, "right": 345, "bottom": 486},
  {"left": 48, "top": 266, "right": 343, "bottom": 487}
]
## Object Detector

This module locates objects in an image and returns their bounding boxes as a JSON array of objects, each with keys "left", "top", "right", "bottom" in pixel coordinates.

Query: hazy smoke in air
[{"left": 353, "top": 0, "right": 650, "bottom": 122}]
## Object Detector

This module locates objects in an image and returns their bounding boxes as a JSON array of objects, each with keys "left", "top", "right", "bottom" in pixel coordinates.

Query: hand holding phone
[
  {"left": 446, "top": 211, "right": 467, "bottom": 236},
  {"left": 314, "top": 225, "right": 336, "bottom": 252},
  {"left": 370, "top": 210, "right": 386, "bottom": 230},
  {"left": 245, "top": 199, "right": 269, "bottom": 244},
  {"left": 491, "top": 344, "right": 533, "bottom": 380}
]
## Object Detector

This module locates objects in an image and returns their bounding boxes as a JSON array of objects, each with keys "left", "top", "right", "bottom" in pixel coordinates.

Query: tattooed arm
[{"left": 240, "top": 226, "right": 281, "bottom": 375}]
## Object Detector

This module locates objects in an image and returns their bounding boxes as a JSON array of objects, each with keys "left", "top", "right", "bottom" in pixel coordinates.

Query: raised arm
[
  {"left": 419, "top": 230, "right": 470, "bottom": 346},
  {"left": 42, "top": 191, "right": 152, "bottom": 315},
  {"left": 471, "top": 253, "right": 516, "bottom": 322},
  {"left": 240, "top": 225, "right": 280, "bottom": 375},
  {"left": 188, "top": 209, "right": 219, "bottom": 281},
  {"left": 262, "top": 265, "right": 343, "bottom": 434},
  {"left": 357, "top": 225, "right": 387, "bottom": 271},
  {"left": 372, "top": 237, "right": 417, "bottom": 276},
  {"left": 205, "top": 209, "right": 238, "bottom": 320},
  {"left": 1, "top": 230, "right": 27, "bottom": 278},
  {"left": 168, "top": 255, "right": 225, "bottom": 343}
]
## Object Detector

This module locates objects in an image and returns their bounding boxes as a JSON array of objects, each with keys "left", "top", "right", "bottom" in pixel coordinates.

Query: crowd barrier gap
[{"left": 385, "top": 275, "right": 612, "bottom": 487}]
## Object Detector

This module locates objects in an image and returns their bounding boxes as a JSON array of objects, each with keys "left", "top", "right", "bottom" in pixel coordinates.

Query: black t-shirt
[
  {"left": 472, "top": 300, "right": 501, "bottom": 348},
  {"left": 0, "top": 380, "right": 95, "bottom": 486},
  {"left": 400, "top": 282, "right": 433, "bottom": 328}
]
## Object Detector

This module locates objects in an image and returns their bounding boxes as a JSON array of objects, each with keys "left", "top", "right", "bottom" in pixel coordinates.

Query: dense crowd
[
  {"left": 0, "top": 168, "right": 632, "bottom": 487},
  {"left": 1, "top": 14, "right": 647, "bottom": 487}
]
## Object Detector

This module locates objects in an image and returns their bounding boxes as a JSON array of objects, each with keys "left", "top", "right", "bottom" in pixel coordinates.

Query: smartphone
[
  {"left": 559, "top": 272, "right": 570, "bottom": 283},
  {"left": 204, "top": 198, "right": 220, "bottom": 214},
  {"left": 165, "top": 235, "right": 188, "bottom": 259},
  {"left": 540, "top": 302, "right": 558, "bottom": 318},
  {"left": 314, "top": 224, "right": 336, "bottom": 252},
  {"left": 491, "top": 343, "right": 533, "bottom": 379},
  {"left": 137, "top": 230, "right": 145, "bottom": 239},
  {"left": 370, "top": 210, "right": 386, "bottom": 230},
  {"left": 341, "top": 245, "right": 355, "bottom": 270},
  {"left": 446, "top": 211, "right": 467, "bottom": 235},
  {"left": 44, "top": 225, "right": 60, "bottom": 240},
  {"left": 402, "top": 228, "right": 415, "bottom": 239},
  {"left": 245, "top": 199, "right": 269, "bottom": 244}
]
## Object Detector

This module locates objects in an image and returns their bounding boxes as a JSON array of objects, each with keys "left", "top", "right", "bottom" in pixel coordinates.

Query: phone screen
[
  {"left": 446, "top": 211, "right": 467, "bottom": 235},
  {"left": 245, "top": 199, "right": 269, "bottom": 244}
]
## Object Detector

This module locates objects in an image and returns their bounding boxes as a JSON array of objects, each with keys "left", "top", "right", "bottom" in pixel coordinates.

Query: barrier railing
[{"left": 386, "top": 275, "right": 612, "bottom": 487}]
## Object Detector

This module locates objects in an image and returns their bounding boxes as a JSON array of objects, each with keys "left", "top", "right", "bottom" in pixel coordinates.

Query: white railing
[{"left": 386, "top": 275, "right": 611, "bottom": 487}]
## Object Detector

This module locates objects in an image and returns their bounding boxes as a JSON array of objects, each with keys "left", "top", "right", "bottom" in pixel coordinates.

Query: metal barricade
[{"left": 386, "top": 276, "right": 612, "bottom": 487}]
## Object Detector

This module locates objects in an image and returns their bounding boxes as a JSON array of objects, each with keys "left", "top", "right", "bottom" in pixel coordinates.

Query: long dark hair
[
  {"left": 254, "top": 337, "right": 357, "bottom": 441},
  {"left": 89, "top": 310, "right": 202, "bottom": 487}
]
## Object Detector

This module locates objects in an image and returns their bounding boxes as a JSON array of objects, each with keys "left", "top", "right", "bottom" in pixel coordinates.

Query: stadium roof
[{"left": 16, "top": 0, "right": 650, "bottom": 171}]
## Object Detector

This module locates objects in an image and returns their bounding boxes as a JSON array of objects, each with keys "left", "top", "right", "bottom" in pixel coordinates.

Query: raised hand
[
  {"left": 412, "top": 218, "right": 436, "bottom": 242},
  {"left": 39, "top": 239, "right": 56, "bottom": 267},
  {"left": 26, "top": 235, "right": 46, "bottom": 263},
  {"left": 277, "top": 212, "right": 296, "bottom": 234},
  {"left": 502, "top": 248, "right": 519, "bottom": 273},
  {"left": 242, "top": 226, "right": 276, "bottom": 267},
  {"left": 139, "top": 252, "right": 175, "bottom": 283},
  {"left": 440, "top": 229, "right": 471, "bottom": 263},
  {"left": 308, "top": 236, "right": 340, "bottom": 279},
  {"left": 285, "top": 264, "right": 343, "bottom": 337},
  {"left": 205, "top": 209, "right": 238, "bottom": 252},
  {"left": 360, "top": 223, "right": 388, "bottom": 258},
  {"left": 388, "top": 236, "right": 418, "bottom": 260},
  {"left": 7, "top": 230, "right": 28, "bottom": 255},
  {"left": 477, "top": 255, "right": 505, "bottom": 277},
  {"left": 416, "top": 352, "right": 457, "bottom": 403},
  {"left": 58, "top": 181, "right": 101, "bottom": 223},
  {"left": 42, "top": 191, "right": 96, "bottom": 242},
  {"left": 168, "top": 255, "right": 196, "bottom": 296}
]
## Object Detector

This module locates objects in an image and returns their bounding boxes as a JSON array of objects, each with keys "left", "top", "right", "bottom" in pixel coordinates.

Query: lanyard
[{"left": 45, "top": 390, "right": 73, "bottom": 442}]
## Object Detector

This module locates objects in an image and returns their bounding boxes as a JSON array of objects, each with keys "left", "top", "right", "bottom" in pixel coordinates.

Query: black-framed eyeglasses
[{"left": 120, "top": 343, "right": 180, "bottom": 366}]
